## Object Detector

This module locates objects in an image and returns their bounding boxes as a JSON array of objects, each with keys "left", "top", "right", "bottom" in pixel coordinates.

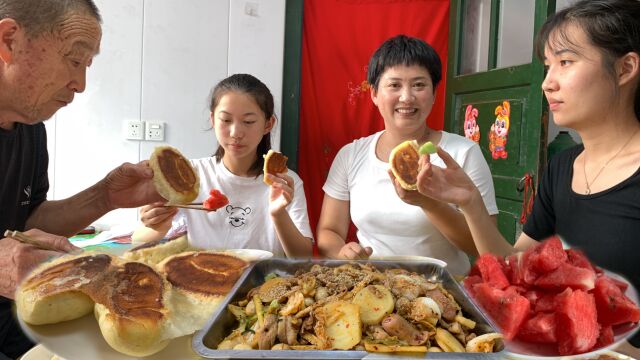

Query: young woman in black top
[{"left": 411, "top": 0, "right": 640, "bottom": 355}]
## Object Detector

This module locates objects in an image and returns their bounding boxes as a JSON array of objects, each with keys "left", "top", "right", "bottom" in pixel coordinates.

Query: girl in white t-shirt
[
  {"left": 135, "top": 74, "right": 313, "bottom": 258},
  {"left": 316, "top": 35, "right": 497, "bottom": 275}
]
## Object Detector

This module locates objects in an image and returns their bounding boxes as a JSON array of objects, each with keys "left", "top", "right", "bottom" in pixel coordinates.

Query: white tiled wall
[{"left": 46, "top": 0, "right": 285, "bottom": 229}]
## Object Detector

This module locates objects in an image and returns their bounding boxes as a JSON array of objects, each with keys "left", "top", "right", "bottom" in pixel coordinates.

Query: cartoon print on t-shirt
[{"left": 226, "top": 205, "right": 252, "bottom": 228}]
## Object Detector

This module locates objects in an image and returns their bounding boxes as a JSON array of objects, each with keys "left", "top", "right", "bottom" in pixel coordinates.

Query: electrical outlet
[
  {"left": 125, "top": 120, "right": 144, "bottom": 140},
  {"left": 145, "top": 121, "right": 165, "bottom": 141}
]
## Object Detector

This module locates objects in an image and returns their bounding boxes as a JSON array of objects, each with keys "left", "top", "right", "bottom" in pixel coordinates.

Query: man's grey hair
[{"left": 0, "top": 0, "right": 101, "bottom": 37}]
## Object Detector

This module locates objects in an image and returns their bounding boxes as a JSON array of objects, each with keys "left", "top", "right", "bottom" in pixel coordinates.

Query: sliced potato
[
  {"left": 322, "top": 301, "right": 362, "bottom": 350},
  {"left": 351, "top": 285, "right": 394, "bottom": 325},
  {"left": 455, "top": 314, "right": 476, "bottom": 330},
  {"left": 435, "top": 328, "right": 465, "bottom": 352}
]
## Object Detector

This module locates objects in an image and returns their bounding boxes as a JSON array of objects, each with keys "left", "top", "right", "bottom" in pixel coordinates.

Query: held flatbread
[
  {"left": 149, "top": 146, "right": 199, "bottom": 204},
  {"left": 389, "top": 140, "right": 421, "bottom": 190},
  {"left": 263, "top": 150, "right": 288, "bottom": 185}
]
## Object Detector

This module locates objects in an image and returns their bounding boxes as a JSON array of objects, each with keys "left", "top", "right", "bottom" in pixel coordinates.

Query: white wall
[{"left": 45, "top": 0, "right": 285, "bottom": 229}]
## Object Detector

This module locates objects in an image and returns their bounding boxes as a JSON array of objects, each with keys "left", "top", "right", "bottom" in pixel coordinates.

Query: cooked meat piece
[
  {"left": 381, "top": 314, "right": 429, "bottom": 345},
  {"left": 277, "top": 315, "right": 300, "bottom": 345},
  {"left": 256, "top": 314, "right": 278, "bottom": 350},
  {"left": 367, "top": 325, "right": 390, "bottom": 340},
  {"left": 424, "top": 288, "right": 458, "bottom": 321}
]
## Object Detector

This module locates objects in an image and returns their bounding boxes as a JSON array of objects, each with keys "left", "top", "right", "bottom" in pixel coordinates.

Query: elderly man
[{"left": 0, "top": 0, "right": 163, "bottom": 357}]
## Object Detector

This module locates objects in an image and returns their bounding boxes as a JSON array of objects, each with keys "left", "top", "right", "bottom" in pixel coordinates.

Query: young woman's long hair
[{"left": 209, "top": 74, "right": 274, "bottom": 175}]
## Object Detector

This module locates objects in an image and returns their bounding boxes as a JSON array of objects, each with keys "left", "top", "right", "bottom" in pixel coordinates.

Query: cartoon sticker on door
[
  {"left": 464, "top": 105, "right": 480, "bottom": 143},
  {"left": 489, "top": 101, "right": 510, "bottom": 160}
]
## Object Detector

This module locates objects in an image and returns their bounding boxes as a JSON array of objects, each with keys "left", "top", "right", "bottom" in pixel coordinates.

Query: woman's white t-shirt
[
  {"left": 168, "top": 157, "right": 313, "bottom": 257},
  {"left": 323, "top": 131, "right": 498, "bottom": 275}
]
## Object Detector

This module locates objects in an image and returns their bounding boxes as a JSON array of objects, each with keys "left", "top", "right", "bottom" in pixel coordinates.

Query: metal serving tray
[{"left": 193, "top": 258, "right": 505, "bottom": 359}]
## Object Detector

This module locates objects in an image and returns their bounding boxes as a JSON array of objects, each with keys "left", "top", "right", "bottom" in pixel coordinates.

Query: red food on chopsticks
[{"left": 203, "top": 189, "right": 229, "bottom": 211}]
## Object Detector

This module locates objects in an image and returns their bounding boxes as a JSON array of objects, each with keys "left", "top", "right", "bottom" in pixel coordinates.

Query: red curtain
[{"left": 298, "top": 0, "right": 450, "bottom": 243}]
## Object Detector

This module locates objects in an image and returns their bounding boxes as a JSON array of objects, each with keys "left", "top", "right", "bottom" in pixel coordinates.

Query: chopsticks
[
  {"left": 3, "top": 230, "right": 83, "bottom": 254},
  {"left": 161, "top": 203, "right": 216, "bottom": 211}
]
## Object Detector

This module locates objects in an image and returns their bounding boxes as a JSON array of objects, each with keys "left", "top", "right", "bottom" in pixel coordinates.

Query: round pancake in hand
[
  {"left": 263, "top": 150, "right": 288, "bottom": 185},
  {"left": 149, "top": 146, "right": 199, "bottom": 204},
  {"left": 389, "top": 140, "right": 421, "bottom": 191}
]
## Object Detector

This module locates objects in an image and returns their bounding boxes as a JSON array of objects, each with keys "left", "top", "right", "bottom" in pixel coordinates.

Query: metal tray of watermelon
[{"left": 193, "top": 258, "right": 505, "bottom": 359}]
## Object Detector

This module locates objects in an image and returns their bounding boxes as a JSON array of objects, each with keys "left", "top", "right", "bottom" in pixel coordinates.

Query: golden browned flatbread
[
  {"left": 389, "top": 140, "right": 420, "bottom": 191},
  {"left": 149, "top": 146, "right": 199, "bottom": 204},
  {"left": 263, "top": 150, "right": 288, "bottom": 185}
]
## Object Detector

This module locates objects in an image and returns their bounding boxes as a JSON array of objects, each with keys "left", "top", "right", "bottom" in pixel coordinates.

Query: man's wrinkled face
[{"left": 9, "top": 14, "right": 101, "bottom": 123}]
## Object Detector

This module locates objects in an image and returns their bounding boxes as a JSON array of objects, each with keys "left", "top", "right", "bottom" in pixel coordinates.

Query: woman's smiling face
[{"left": 370, "top": 64, "right": 435, "bottom": 133}]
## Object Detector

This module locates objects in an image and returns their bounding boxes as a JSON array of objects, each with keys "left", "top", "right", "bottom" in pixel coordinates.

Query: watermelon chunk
[
  {"left": 597, "top": 273, "right": 629, "bottom": 292},
  {"left": 594, "top": 325, "right": 614, "bottom": 349},
  {"left": 517, "top": 312, "right": 557, "bottom": 344},
  {"left": 203, "top": 189, "right": 229, "bottom": 210},
  {"left": 520, "top": 249, "right": 540, "bottom": 285},
  {"left": 463, "top": 275, "right": 483, "bottom": 298},
  {"left": 555, "top": 288, "right": 599, "bottom": 355},
  {"left": 534, "top": 291, "right": 559, "bottom": 313},
  {"left": 566, "top": 248, "right": 594, "bottom": 271},
  {"left": 593, "top": 275, "right": 640, "bottom": 326},
  {"left": 528, "top": 235, "right": 568, "bottom": 273},
  {"left": 534, "top": 262, "right": 596, "bottom": 291},
  {"left": 508, "top": 251, "right": 539, "bottom": 285},
  {"left": 473, "top": 283, "right": 531, "bottom": 340},
  {"left": 474, "top": 254, "right": 510, "bottom": 289}
]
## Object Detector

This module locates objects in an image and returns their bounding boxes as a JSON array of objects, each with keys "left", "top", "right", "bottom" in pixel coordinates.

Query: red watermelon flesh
[
  {"left": 528, "top": 235, "right": 567, "bottom": 273},
  {"left": 593, "top": 275, "right": 640, "bottom": 326},
  {"left": 517, "top": 312, "right": 557, "bottom": 343},
  {"left": 598, "top": 273, "right": 629, "bottom": 292},
  {"left": 520, "top": 249, "right": 540, "bottom": 285},
  {"left": 534, "top": 291, "right": 560, "bottom": 313},
  {"left": 508, "top": 251, "right": 539, "bottom": 285},
  {"left": 507, "top": 253, "right": 523, "bottom": 285},
  {"left": 463, "top": 275, "right": 483, "bottom": 298},
  {"left": 475, "top": 253, "right": 510, "bottom": 289},
  {"left": 534, "top": 262, "right": 596, "bottom": 291},
  {"left": 473, "top": 283, "right": 531, "bottom": 340},
  {"left": 566, "top": 248, "right": 594, "bottom": 271},
  {"left": 203, "top": 189, "right": 229, "bottom": 210},
  {"left": 523, "top": 289, "right": 541, "bottom": 308},
  {"left": 555, "top": 288, "right": 599, "bottom": 355},
  {"left": 594, "top": 325, "right": 614, "bottom": 349}
]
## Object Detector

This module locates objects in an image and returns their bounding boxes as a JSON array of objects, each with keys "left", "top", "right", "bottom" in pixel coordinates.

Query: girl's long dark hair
[{"left": 209, "top": 74, "right": 274, "bottom": 175}]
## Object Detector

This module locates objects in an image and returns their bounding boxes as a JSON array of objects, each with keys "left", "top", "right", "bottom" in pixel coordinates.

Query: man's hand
[
  {"left": 139, "top": 202, "right": 178, "bottom": 230},
  {"left": 99, "top": 161, "right": 165, "bottom": 210},
  {"left": 336, "top": 242, "right": 373, "bottom": 260},
  {"left": 0, "top": 229, "right": 79, "bottom": 299}
]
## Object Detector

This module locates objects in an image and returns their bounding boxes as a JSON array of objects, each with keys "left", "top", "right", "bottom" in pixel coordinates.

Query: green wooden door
[{"left": 445, "top": 0, "right": 555, "bottom": 244}]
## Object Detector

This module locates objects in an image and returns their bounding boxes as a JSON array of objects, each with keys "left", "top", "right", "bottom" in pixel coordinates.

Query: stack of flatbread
[{"left": 16, "top": 236, "right": 249, "bottom": 357}]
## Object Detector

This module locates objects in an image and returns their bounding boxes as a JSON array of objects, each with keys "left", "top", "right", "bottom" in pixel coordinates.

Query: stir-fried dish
[{"left": 217, "top": 263, "right": 502, "bottom": 353}]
